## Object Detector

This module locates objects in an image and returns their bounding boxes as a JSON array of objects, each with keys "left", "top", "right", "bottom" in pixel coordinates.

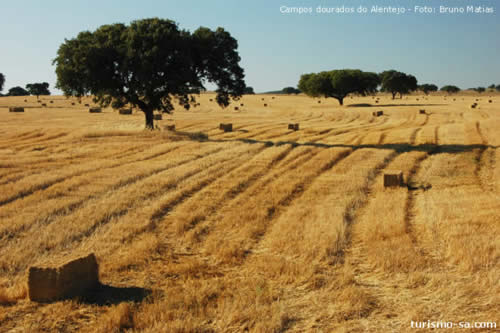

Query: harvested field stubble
[{"left": 0, "top": 93, "right": 498, "bottom": 332}]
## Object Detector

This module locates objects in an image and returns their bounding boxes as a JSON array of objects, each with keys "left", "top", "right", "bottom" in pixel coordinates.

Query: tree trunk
[
  {"left": 392, "top": 92, "right": 397, "bottom": 100},
  {"left": 337, "top": 97, "right": 344, "bottom": 106},
  {"left": 144, "top": 109, "right": 154, "bottom": 129}
]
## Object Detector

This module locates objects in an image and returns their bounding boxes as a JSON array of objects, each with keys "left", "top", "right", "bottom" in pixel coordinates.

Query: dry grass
[{"left": 0, "top": 93, "right": 498, "bottom": 332}]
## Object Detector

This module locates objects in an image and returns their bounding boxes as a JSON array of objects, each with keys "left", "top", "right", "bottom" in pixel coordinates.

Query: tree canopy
[
  {"left": 380, "top": 70, "right": 418, "bottom": 99},
  {"left": 282, "top": 87, "right": 301, "bottom": 94},
  {"left": 26, "top": 82, "right": 51, "bottom": 98},
  {"left": 473, "top": 87, "right": 486, "bottom": 93},
  {"left": 418, "top": 83, "right": 438, "bottom": 95},
  {"left": 7, "top": 86, "right": 29, "bottom": 96},
  {"left": 0, "top": 73, "right": 4, "bottom": 93},
  {"left": 298, "top": 69, "right": 380, "bottom": 105},
  {"left": 53, "top": 18, "right": 246, "bottom": 129},
  {"left": 440, "top": 85, "right": 460, "bottom": 94}
]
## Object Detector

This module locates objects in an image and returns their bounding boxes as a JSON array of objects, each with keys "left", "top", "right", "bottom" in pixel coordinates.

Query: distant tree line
[
  {"left": 298, "top": 67, "right": 500, "bottom": 105},
  {"left": 0, "top": 73, "right": 51, "bottom": 98}
]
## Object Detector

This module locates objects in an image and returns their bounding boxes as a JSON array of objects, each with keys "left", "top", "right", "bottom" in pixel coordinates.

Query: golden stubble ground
[{"left": 0, "top": 93, "right": 498, "bottom": 332}]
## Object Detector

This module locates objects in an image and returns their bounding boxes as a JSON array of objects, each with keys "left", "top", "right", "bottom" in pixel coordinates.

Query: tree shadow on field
[
  {"left": 207, "top": 137, "right": 497, "bottom": 156},
  {"left": 346, "top": 103, "right": 447, "bottom": 108},
  {"left": 78, "top": 282, "right": 152, "bottom": 306}
]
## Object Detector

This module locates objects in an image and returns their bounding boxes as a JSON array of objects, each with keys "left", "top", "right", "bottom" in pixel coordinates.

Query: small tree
[
  {"left": 8, "top": 86, "right": 29, "bottom": 96},
  {"left": 0, "top": 73, "right": 4, "bottom": 94},
  {"left": 496, "top": 85, "right": 500, "bottom": 92},
  {"left": 440, "top": 85, "right": 460, "bottom": 94},
  {"left": 488, "top": 84, "right": 495, "bottom": 89},
  {"left": 298, "top": 69, "right": 379, "bottom": 106},
  {"left": 54, "top": 18, "right": 245, "bottom": 129},
  {"left": 243, "top": 86, "right": 255, "bottom": 94},
  {"left": 418, "top": 83, "right": 438, "bottom": 95},
  {"left": 282, "top": 87, "right": 300, "bottom": 94},
  {"left": 473, "top": 87, "right": 486, "bottom": 93},
  {"left": 380, "top": 70, "right": 418, "bottom": 99},
  {"left": 26, "top": 82, "right": 51, "bottom": 99}
]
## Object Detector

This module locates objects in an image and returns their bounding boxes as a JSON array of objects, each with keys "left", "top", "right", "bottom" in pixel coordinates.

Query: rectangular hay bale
[
  {"left": 288, "top": 123, "right": 299, "bottom": 131},
  {"left": 419, "top": 109, "right": 426, "bottom": 114},
  {"left": 119, "top": 108, "right": 133, "bottom": 115},
  {"left": 219, "top": 123, "right": 232, "bottom": 132},
  {"left": 9, "top": 107, "right": 25, "bottom": 112},
  {"left": 372, "top": 111, "right": 383, "bottom": 117},
  {"left": 384, "top": 171, "right": 403, "bottom": 187},
  {"left": 89, "top": 107, "right": 102, "bottom": 113},
  {"left": 27, "top": 253, "right": 99, "bottom": 302}
]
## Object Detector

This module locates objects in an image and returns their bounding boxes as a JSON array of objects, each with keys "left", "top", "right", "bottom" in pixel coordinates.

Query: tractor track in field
[{"left": 474, "top": 121, "right": 495, "bottom": 192}]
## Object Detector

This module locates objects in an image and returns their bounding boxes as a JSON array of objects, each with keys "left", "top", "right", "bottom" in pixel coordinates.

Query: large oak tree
[
  {"left": 26, "top": 82, "right": 51, "bottom": 99},
  {"left": 380, "top": 70, "right": 418, "bottom": 99},
  {"left": 440, "top": 85, "right": 460, "bottom": 94},
  {"left": 298, "top": 69, "right": 380, "bottom": 105},
  {"left": 53, "top": 18, "right": 246, "bottom": 129}
]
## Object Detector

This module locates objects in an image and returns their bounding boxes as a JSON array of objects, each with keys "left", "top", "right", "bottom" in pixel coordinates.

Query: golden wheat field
[{"left": 0, "top": 93, "right": 498, "bottom": 332}]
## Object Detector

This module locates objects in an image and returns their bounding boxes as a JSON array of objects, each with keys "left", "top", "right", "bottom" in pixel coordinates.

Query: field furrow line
[
  {"left": 409, "top": 128, "right": 422, "bottom": 145},
  {"left": 332, "top": 150, "right": 400, "bottom": 263}
]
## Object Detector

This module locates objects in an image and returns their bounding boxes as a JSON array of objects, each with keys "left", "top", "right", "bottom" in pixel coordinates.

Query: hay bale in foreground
[
  {"left": 372, "top": 111, "right": 383, "bottom": 117},
  {"left": 89, "top": 107, "right": 102, "bottom": 113},
  {"left": 41, "top": 103, "right": 47, "bottom": 107},
  {"left": 165, "top": 124, "right": 176, "bottom": 131},
  {"left": 119, "top": 108, "right": 132, "bottom": 115},
  {"left": 489, "top": 100, "right": 493, "bottom": 103},
  {"left": 288, "top": 123, "right": 299, "bottom": 131},
  {"left": 263, "top": 103, "right": 268, "bottom": 107},
  {"left": 84, "top": 104, "right": 90, "bottom": 107},
  {"left": 50, "top": 101, "right": 54, "bottom": 103},
  {"left": 384, "top": 171, "right": 403, "bottom": 187},
  {"left": 234, "top": 106, "right": 239, "bottom": 111},
  {"left": 219, "top": 123, "right": 232, "bottom": 132},
  {"left": 419, "top": 109, "right": 426, "bottom": 114},
  {"left": 27, "top": 253, "right": 99, "bottom": 302},
  {"left": 470, "top": 104, "right": 477, "bottom": 109},
  {"left": 24, "top": 99, "right": 28, "bottom": 102},
  {"left": 9, "top": 107, "right": 24, "bottom": 112}
]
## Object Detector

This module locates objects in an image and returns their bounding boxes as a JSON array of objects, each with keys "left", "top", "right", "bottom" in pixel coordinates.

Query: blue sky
[{"left": 1, "top": 0, "right": 498, "bottom": 94}]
